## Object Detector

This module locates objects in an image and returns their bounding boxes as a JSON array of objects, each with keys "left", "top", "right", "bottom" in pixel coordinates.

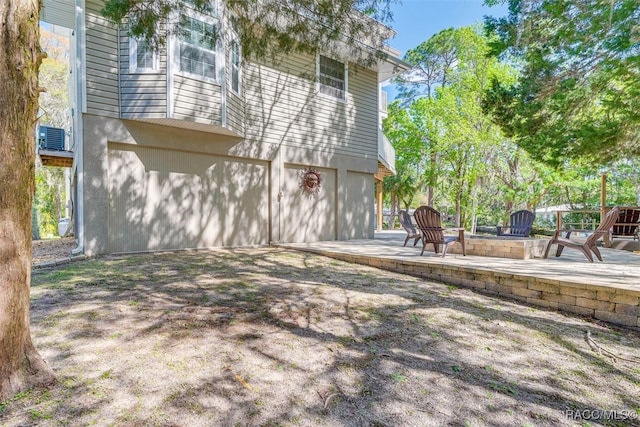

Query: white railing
[{"left": 378, "top": 129, "right": 396, "bottom": 175}]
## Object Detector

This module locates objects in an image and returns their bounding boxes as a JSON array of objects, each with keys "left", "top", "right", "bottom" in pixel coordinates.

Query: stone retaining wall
[{"left": 301, "top": 250, "right": 640, "bottom": 330}]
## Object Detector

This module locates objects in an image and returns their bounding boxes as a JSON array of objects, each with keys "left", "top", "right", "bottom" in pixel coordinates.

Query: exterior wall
[
  {"left": 118, "top": 31, "right": 167, "bottom": 119},
  {"left": 82, "top": 115, "right": 268, "bottom": 254},
  {"left": 41, "top": 0, "right": 75, "bottom": 28},
  {"left": 345, "top": 171, "right": 375, "bottom": 239},
  {"left": 172, "top": 75, "right": 223, "bottom": 125},
  {"left": 85, "top": 0, "right": 119, "bottom": 118},
  {"left": 226, "top": 89, "right": 245, "bottom": 136},
  {"left": 77, "top": 1, "right": 385, "bottom": 254},
  {"left": 244, "top": 54, "right": 379, "bottom": 160}
]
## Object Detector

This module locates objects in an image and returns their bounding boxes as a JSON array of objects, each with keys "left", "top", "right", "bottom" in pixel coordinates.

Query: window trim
[
  {"left": 172, "top": 6, "right": 220, "bottom": 84},
  {"left": 129, "top": 37, "right": 159, "bottom": 73},
  {"left": 317, "top": 53, "right": 348, "bottom": 102},
  {"left": 229, "top": 30, "right": 241, "bottom": 95}
]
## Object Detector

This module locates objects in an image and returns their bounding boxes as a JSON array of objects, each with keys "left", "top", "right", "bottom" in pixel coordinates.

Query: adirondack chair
[
  {"left": 611, "top": 207, "right": 640, "bottom": 240},
  {"left": 398, "top": 210, "right": 422, "bottom": 247},
  {"left": 497, "top": 210, "right": 536, "bottom": 238},
  {"left": 413, "top": 206, "right": 465, "bottom": 257},
  {"left": 543, "top": 206, "right": 620, "bottom": 262}
]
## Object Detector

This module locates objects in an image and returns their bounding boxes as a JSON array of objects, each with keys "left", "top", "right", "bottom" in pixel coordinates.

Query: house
[{"left": 38, "top": 0, "right": 408, "bottom": 255}]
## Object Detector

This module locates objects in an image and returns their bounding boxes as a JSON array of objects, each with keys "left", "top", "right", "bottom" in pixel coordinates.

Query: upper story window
[
  {"left": 318, "top": 54, "right": 347, "bottom": 101},
  {"left": 229, "top": 34, "right": 241, "bottom": 95},
  {"left": 129, "top": 38, "right": 158, "bottom": 73},
  {"left": 175, "top": 3, "right": 219, "bottom": 82}
]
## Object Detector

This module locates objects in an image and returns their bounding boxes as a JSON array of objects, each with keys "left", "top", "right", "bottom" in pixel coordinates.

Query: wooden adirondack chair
[
  {"left": 543, "top": 206, "right": 620, "bottom": 262},
  {"left": 497, "top": 210, "right": 536, "bottom": 238},
  {"left": 611, "top": 207, "right": 640, "bottom": 240},
  {"left": 413, "top": 206, "right": 465, "bottom": 257},
  {"left": 398, "top": 210, "right": 422, "bottom": 247}
]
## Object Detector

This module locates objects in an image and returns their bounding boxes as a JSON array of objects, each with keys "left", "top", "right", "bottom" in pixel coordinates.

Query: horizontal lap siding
[
  {"left": 348, "top": 68, "right": 379, "bottom": 157},
  {"left": 244, "top": 54, "right": 378, "bottom": 160},
  {"left": 227, "top": 92, "right": 244, "bottom": 136},
  {"left": 119, "top": 31, "right": 168, "bottom": 119},
  {"left": 41, "top": 0, "right": 75, "bottom": 28},
  {"left": 173, "top": 75, "right": 223, "bottom": 125},
  {"left": 86, "top": 0, "right": 119, "bottom": 117}
]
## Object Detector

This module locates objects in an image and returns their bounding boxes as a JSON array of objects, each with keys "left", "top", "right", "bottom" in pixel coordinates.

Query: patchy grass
[{"left": 2, "top": 248, "right": 639, "bottom": 426}]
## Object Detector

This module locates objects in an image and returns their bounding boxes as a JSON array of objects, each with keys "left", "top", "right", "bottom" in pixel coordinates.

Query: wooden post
[
  {"left": 601, "top": 173, "right": 611, "bottom": 247},
  {"left": 376, "top": 179, "right": 383, "bottom": 231}
]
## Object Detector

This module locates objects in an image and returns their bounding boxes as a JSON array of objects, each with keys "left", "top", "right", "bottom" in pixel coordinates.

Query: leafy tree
[
  {"left": 389, "top": 26, "right": 518, "bottom": 228},
  {"left": 1, "top": 0, "right": 399, "bottom": 400},
  {"left": 35, "top": 28, "right": 71, "bottom": 239},
  {"left": 483, "top": 0, "right": 640, "bottom": 167},
  {"left": 102, "top": 0, "right": 398, "bottom": 66},
  {"left": 382, "top": 163, "right": 419, "bottom": 228},
  {"left": 609, "top": 159, "right": 640, "bottom": 206}
]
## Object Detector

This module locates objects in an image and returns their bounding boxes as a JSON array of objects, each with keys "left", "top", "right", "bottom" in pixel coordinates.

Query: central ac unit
[{"left": 38, "top": 126, "right": 66, "bottom": 151}]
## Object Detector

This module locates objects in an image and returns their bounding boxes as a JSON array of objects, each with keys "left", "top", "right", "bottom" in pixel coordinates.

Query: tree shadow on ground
[{"left": 4, "top": 248, "right": 639, "bottom": 426}]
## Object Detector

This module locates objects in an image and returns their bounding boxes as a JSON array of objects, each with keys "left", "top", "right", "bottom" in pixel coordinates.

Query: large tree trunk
[{"left": 0, "top": 0, "right": 55, "bottom": 400}]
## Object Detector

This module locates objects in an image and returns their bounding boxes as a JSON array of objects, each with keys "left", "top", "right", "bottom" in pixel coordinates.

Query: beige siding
[
  {"left": 282, "top": 165, "right": 336, "bottom": 242},
  {"left": 345, "top": 171, "right": 375, "bottom": 239},
  {"left": 85, "top": 0, "right": 119, "bottom": 117},
  {"left": 41, "top": 0, "right": 75, "bottom": 28},
  {"left": 173, "top": 75, "right": 223, "bottom": 125},
  {"left": 226, "top": 92, "right": 244, "bottom": 135},
  {"left": 119, "top": 31, "right": 167, "bottom": 119},
  {"left": 108, "top": 142, "right": 269, "bottom": 252},
  {"left": 244, "top": 54, "right": 379, "bottom": 160}
]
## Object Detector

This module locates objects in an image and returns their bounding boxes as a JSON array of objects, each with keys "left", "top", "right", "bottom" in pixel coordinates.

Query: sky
[{"left": 381, "top": 0, "right": 509, "bottom": 98}]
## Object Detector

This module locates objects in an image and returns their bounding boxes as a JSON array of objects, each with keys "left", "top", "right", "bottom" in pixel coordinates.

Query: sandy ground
[
  {"left": 32, "top": 237, "right": 76, "bottom": 265},
  {"left": 3, "top": 244, "right": 638, "bottom": 426}
]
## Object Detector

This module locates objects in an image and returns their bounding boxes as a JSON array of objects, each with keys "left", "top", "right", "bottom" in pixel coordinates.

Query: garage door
[
  {"left": 108, "top": 143, "right": 269, "bottom": 252},
  {"left": 282, "top": 165, "right": 336, "bottom": 242}
]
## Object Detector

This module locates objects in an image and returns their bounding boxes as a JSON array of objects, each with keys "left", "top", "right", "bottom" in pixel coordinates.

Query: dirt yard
[
  {"left": 3, "top": 246, "right": 639, "bottom": 426},
  {"left": 32, "top": 237, "right": 76, "bottom": 265}
]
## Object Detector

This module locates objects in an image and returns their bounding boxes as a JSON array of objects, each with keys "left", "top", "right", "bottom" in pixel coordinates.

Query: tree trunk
[{"left": 0, "top": 0, "right": 55, "bottom": 400}]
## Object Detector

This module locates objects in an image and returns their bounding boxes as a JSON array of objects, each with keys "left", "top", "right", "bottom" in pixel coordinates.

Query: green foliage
[
  {"left": 36, "top": 28, "right": 70, "bottom": 238},
  {"left": 101, "top": 0, "right": 398, "bottom": 67},
  {"left": 387, "top": 26, "right": 527, "bottom": 227},
  {"left": 34, "top": 164, "right": 66, "bottom": 237},
  {"left": 483, "top": 0, "right": 640, "bottom": 167}
]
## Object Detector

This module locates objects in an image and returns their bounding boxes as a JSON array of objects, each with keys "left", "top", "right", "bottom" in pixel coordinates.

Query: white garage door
[
  {"left": 282, "top": 166, "right": 336, "bottom": 243},
  {"left": 108, "top": 143, "right": 269, "bottom": 252}
]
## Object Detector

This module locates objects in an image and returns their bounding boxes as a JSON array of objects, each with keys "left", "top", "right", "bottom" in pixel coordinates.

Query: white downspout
[{"left": 71, "top": 0, "right": 86, "bottom": 256}]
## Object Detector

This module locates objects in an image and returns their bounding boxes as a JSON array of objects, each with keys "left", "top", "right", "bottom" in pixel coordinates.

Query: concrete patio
[{"left": 278, "top": 231, "right": 640, "bottom": 329}]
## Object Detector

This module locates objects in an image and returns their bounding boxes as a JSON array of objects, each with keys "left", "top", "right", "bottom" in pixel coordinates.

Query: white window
[
  {"left": 129, "top": 37, "right": 158, "bottom": 73},
  {"left": 229, "top": 35, "right": 241, "bottom": 95},
  {"left": 176, "top": 10, "right": 219, "bottom": 82},
  {"left": 318, "top": 54, "right": 347, "bottom": 101}
]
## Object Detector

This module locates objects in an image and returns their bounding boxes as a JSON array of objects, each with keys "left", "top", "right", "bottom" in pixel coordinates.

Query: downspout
[{"left": 71, "top": 0, "right": 86, "bottom": 255}]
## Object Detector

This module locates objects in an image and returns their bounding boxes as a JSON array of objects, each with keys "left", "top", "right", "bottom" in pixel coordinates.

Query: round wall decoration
[{"left": 299, "top": 168, "right": 322, "bottom": 197}]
